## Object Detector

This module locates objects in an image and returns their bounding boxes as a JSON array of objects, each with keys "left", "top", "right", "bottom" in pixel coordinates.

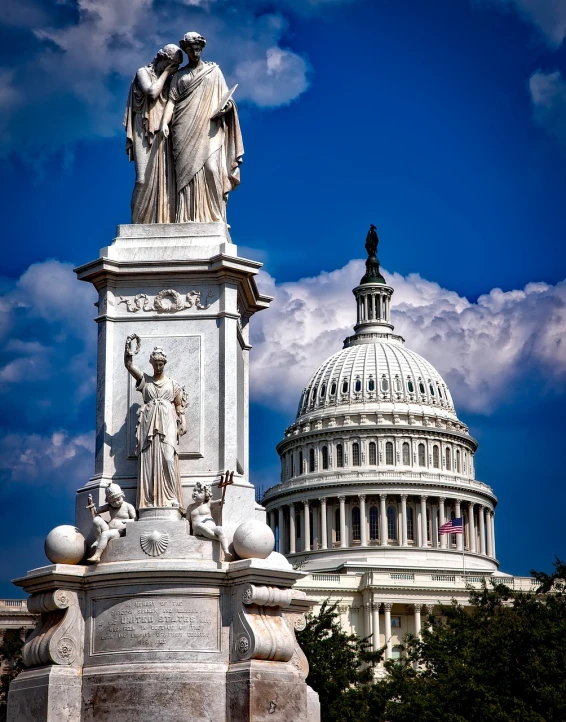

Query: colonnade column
[
  {"left": 379, "top": 494, "right": 388, "bottom": 546},
  {"left": 413, "top": 603, "right": 422, "bottom": 637},
  {"left": 359, "top": 495, "right": 368, "bottom": 547},
  {"left": 320, "top": 498, "right": 328, "bottom": 550},
  {"left": 288, "top": 503, "right": 296, "bottom": 554},
  {"left": 455, "top": 499, "right": 463, "bottom": 551},
  {"left": 304, "top": 500, "right": 311, "bottom": 552},
  {"left": 383, "top": 603, "right": 392, "bottom": 660},
  {"left": 486, "top": 508, "right": 493, "bottom": 558},
  {"left": 371, "top": 601, "right": 381, "bottom": 652},
  {"left": 338, "top": 496, "right": 347, "bottom": 548},
  {"left": 420, "top": 495, "right": 428, "bottom": 547},
  {"left": 400, "top": 494, "right": 408, "bottom": 547},
  {"left": 364, "top": 601, "right": 372, "bottom": 640},
  {"left": 438, "top": 497, "right": 446, "bottom": 549},
  {"left": 468, "top": 502, "right": 476, "bottom": 553},
  {"left": 490, "top": 511, "right": 496, "bottom": 559},
  {"left": 478, "top": 505, "right": 486, "bottom": 555},
  {"left": 278, "top": 506, "right": 285, "bottom": 554}
]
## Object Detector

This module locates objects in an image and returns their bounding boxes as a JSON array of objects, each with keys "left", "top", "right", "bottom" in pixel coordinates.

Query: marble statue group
[{"left": 124, "top": 31, "right": 244, "bottom": 224}]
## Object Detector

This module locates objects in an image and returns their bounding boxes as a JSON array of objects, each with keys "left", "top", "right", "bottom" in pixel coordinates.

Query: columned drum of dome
[{"left": 263, "top": 227, "right": 498, "bottom": 576}]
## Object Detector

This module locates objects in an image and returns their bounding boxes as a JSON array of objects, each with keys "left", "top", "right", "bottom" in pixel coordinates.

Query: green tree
[
  {"left": 297, "top": 599, "right": 385, "bottom": 722},
  {"left": 383, "top": 558, "right": 566, "bottom": 722},
  {"left": 0, "top": 629, "right": 25, "bottom": 722}
]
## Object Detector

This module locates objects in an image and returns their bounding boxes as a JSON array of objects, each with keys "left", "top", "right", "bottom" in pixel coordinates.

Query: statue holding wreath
[{"left": 124, "top": 334, "right": 187, "bottom": 511}]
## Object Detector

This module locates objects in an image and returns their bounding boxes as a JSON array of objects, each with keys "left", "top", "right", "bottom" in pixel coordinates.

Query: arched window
[
  {"left": 336, "top": 444, "right": 344, "bottom": 468},
  {"left": 433, "top": 445, "right": 440, "bottom": 469},
  {"left": 320, "top": 384, "right": 326, "bottom": 398},
  {"left": 387, "top": 507, "right": 397, "bottom": 541},
  {"left": 352, "top": 442, "right": 360, "bottom": 466},
  {"left": 330, "top": 381, "right": 337, "bottom": 396},
  {"left": 369, "top": 507, "right": 379, "bottom": 540},
  {"left": 322, "top": 446, "right": 329, "bottom": 470},
  {"left": 352, "top": 507, "right": 361, "bottom": 542},
  {"left": 407, "top": 507, "right": 414, "bottom": 541},
  {"left": 369, "top": 442, "right": 377, "bottom": 466},
  {"left": 368, "top": 378, "right": 375, "bottom": 391},
  {"left": 419, "top": 381, "right": 426, "bottom": 394},
  {"left": 386, "top": 441, "right": 394, "bottom": 465},
  {"left": 429, "top": 383, "right": 435, "bottom": 396},
  {"left": 355, "top": 378, "right": 362, "bottom": 392},
  {"left": 402, "top": 442, "right": 410, "bottom": 465},
  {"left": 299, "top": 450, "right": 303, "bottom": 474},
  {"left": 445, "top": 447, "right": 452, "bottom": 471},
  {"left": 418, "top": 443, "right": 426, "bottom": 467},
  {"left": 335, "top": 508, "right": 341, "bottom": 544},
  {"left": 342, "top": 379, "right": 349, "bottom": 394},
  {"left": 309, "top": 448, "right": 315, "bottom": 473},
  {"left": 394, "top": 376, "right": 402, "bottom": 392},
  {"left": 456, "top": 449, "right": 461, "bottom": 473},
  {"left": 407, "top": 379, "right": 414, "bottom": 393},
  {"left": 296, "top": 513, "right": 301, "bottom": 539},
  {"left": 437, "top": 385, "right": 443, "bottom": 399},
  {"left": 381, "top": 376, "right": 390, "bottom": 392},
  {"left": 312, "top": 387, "right": 317, "bottom": 401}
]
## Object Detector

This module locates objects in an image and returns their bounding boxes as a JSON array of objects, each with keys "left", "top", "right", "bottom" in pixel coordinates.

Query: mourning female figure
[
  {"left": 124, "top": 337, "right": 186, "bottom": 511},
  {"left": 124, "top": 44, "right": 183, "bottom": 223},
  {"left": 160, "top": 32, "right": 244, "bottom": 223}
]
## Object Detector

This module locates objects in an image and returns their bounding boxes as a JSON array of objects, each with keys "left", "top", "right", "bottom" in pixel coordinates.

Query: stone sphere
[
  {"left": 44, "top": 526, "right": 86, "bottom": 565},
  {"left": 233, "top": 520, "right": 275, "bottom": 560}
]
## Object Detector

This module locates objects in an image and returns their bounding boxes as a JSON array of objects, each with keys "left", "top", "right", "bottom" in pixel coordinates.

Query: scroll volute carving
[
  {"left": 23, "top": 589, "right": 84, "bottom": 668},
  {"left": 232, "top": 584, "right": 296, "bottom": 663}
]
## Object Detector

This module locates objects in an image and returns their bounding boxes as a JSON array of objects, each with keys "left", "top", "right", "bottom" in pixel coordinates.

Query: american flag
[{"left": 439, "top": 517, "right": 463, "bottom": 535}]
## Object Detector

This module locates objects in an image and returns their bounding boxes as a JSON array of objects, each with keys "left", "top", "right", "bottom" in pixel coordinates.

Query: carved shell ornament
[{"left": 140, "top": 530, "right": 169, "bottom": 557}]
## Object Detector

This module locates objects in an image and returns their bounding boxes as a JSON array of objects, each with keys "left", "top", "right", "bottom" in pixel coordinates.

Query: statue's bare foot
[{"left": 87, "top": 551, "right": 102, "bottom": 563}]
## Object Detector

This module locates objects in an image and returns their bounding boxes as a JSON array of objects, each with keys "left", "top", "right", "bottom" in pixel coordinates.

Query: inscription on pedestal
[{"left": 91, "top": 593, "right": 220, "bottom": 654}]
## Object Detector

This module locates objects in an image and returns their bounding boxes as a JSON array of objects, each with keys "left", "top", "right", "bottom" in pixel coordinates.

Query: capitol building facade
[{"left": 262, "top": 228, "right": 532, "bottom": 663}]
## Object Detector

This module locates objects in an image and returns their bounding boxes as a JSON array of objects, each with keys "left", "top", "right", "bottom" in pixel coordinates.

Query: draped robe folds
[
  {"left": 135, "top": 374, "right": 184, "bottom": 510},
  {"left": 123, "top": 66, "right": 176, "bottom": 224},
  {"left": 169, "top": 62, "right": 244, "bottom": 222}
]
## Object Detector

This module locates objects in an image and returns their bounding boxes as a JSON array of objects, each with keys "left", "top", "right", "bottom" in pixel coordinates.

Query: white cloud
[
  {"left": 0, "top": 430, "right": 94, "bottom": 484},
  {"left": 485, "top": 0, "right": 566, "bottom": 47},
  {"left": 251, "top": 260, "right": 566, "bottom": 415},
  {"left": 0, "top": 0, "right": 311, "bottom": 155},
  {"left": 529, "top": 70, "right": 566, "bottom": 147}
]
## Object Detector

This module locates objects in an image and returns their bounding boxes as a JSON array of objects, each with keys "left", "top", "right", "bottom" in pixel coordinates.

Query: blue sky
[{"left": 1, "top": 0, "right": 565, "bottom": 595}]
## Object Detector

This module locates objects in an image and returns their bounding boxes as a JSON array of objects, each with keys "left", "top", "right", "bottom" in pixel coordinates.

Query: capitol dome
[{"left": 263, "top": 225, "right": 497, "bottom": 576}]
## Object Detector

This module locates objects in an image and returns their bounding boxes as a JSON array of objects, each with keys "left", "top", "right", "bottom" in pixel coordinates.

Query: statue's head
[
  {"left": 192, "top": 481, "right": 212, "bottom": 503},
  {"left": 105, "top": 483, "right": 124, "bottom": 507},
  {"left": 154, "top": 44, "right": 183, "bottom": 72},
  {"left": 180, "top": 32, "right": 206, "bottom": 63},
  {"left": 149, "top": 346, "right": 167, "bottom": 374}
]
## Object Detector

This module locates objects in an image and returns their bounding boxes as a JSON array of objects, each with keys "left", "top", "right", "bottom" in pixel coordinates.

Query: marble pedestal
[{"left": 8, "top": 550, "right": 320, "bottom": 721}]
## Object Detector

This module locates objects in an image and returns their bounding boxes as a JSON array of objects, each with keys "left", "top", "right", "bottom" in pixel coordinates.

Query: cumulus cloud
[
  {"left": 529, "top": 70, "right": 566, "bottom": 147},
  {"left": 250, "top": 260, "right": 566, "bottom": 414},
  {"left": 484, "top": 0, "right": 566, "bottom": 47},
  {"left": 0, "top": 0, "right": 312, "bottom": 156}
]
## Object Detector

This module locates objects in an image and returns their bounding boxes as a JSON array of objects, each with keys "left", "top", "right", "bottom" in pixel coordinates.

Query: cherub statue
[
  {"left": 190, "top": 481, "right": 231, "bottom": 559},
  {"left": 87, "top": 483, "right": 136, "bottom": 562}
]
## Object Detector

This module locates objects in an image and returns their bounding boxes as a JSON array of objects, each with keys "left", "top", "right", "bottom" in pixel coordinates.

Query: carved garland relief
[{"left": 119, "top": 288, "right": 214, "bottom": 313}]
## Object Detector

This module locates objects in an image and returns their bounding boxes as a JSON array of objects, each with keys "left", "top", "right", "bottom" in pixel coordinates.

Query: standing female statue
[
  {"left": 124, "top": 336, "right": 187, "bottom": 511},
  {"left": 160, "top": 32, "right": 244, "bottom": 223},
  {"left": 123, "top": 44, "right": 183, "bottom": 223}
]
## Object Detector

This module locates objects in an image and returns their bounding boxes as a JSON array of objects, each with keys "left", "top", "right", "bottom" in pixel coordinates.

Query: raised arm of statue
[
  {"left": 136, "top": 63, "right": 179, "bottom": 101},
  {"left": 124, "top": 334, "right": 143, "bottom": 382}
]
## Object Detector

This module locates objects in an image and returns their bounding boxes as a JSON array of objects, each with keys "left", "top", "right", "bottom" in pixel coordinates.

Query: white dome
[{"left": 296, "top": 337, "right": 458, "bottom": 423}]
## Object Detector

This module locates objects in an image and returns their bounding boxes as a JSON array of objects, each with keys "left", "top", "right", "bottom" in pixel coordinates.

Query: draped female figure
[
  {"left": 124, "top": 44, "right": 182, "bottom": 223},
  {"left": 124, "top": 338, "right": 186, "bottom": 511},
  {"left": 160, "top": 32, "right": 244, "bottom": 223}
]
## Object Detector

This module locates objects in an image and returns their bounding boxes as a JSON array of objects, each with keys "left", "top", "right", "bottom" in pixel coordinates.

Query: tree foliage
[
  {"left": 296, "top": 599, "right": 385, "bottom": 721},
  {"left": 0, "top": 629, "right": 25, "bottom": 722},
  {"left": 299, "top": 559, "right": 566, "bottom": 722}
]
